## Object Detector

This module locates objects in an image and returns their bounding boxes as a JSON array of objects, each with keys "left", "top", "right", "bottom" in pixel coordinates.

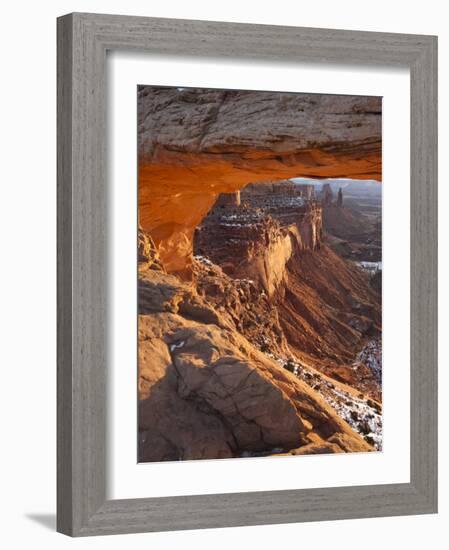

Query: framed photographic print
[{"left": 57, "top": 13, "right": 438, "bottom": 536}]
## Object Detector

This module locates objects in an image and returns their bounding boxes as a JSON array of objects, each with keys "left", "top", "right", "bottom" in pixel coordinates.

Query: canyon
[
  {"left": 137, "top": 87, "right": 382, "bottom": 461},
  {"left": 194, "top": 183, "right": 381, "bottom": 399}
]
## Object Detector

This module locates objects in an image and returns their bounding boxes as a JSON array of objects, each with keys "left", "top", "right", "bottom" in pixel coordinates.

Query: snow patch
[
  {"left": 263, "top": 351, "right": 383, "bottom": 450},
  {"left": 356, "top": 261, "right": 382, "bottom": 274},
  {"left": 354, "top": 339, "right": 382, "bottom": 384},
  {"left": 170, "top": 341, "right": 185, "bottom": 352}
]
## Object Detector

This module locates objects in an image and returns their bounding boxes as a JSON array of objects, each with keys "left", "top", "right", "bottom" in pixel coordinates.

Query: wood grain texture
[
  {"left": 57, "top": 12, "right": 438, "bottom": 536},
  {"left": 57, "top": 13, "right": 74, "bottom": 536}
]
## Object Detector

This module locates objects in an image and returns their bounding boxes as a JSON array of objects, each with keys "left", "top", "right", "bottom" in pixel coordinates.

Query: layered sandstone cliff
[
  {"left": 195, "top": 206, "right": 294, "bottom": 296},
  {"left": 138, "top": 87, "right": 381, "bottom": 274},
  {"left": 194, "top": 183, "right": 323, "bottom": 296}
]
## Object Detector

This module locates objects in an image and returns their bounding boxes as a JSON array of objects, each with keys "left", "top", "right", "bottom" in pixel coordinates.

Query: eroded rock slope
[{"left": 138, "top": 229, "right": 373, "bottom": 461}]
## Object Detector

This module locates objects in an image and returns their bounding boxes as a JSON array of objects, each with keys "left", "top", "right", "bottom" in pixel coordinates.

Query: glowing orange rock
[{"left": 138, "top": 87, "right": 382, "bottom": 275}]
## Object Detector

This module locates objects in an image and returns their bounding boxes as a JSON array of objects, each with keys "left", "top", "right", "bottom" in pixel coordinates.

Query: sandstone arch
[{"left": 138, "top": 86, "right": 381, "bottom": 274}]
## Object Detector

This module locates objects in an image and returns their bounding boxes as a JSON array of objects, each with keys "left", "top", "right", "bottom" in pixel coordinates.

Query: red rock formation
[
  {"left": 138, "top": 87, "right": 381, "bottom": 274},
  {"left": 278, "top": 245, "right": 381, "bottom": 399},
  {"left": 195, "top": 210, "right": 293, "bottom": 296},
  {"left": 337, "top": 187, "right": 343, "bottom": 207},
  {"left": 192, "top": 191, "right": 381, "bottom": 399},
  {"left": 137, "top": 88, "right": 383, "bottom": 461},
  {"left": 138, "top": 245, "right": 373, "bottom": 461},
  {"left": 323, "top": 204, "right": 371, "bottom": 240},
  {"left": 321, "top": 183, "right": 334, "bottom": 206},
  {"left": 195, "top": 186, "right": 323, "bottom": 295},
  {"left": 193, "top": 258, "right": 289, "bottom": 358}
]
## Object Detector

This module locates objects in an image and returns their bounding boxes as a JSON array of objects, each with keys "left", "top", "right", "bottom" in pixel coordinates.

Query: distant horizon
[{"left": 290, "top": 177, "right": 381, "bottom": 186}]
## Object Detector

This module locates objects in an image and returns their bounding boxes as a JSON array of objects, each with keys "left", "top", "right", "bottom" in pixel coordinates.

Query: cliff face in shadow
[{"left": 138, "top": 87, "right": 381, "bottom": 274}]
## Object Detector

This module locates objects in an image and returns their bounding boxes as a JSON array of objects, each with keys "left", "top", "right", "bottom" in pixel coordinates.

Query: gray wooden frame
[{"left": 57, "top": 12, "right": 438, "bottom": 537}]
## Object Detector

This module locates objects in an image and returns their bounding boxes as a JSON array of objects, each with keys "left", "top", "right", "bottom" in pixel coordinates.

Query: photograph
[
  {"left": 137, "top": 86, "right": 383, "bottom": 462},
  {"left": 0, "top": 1, "right": 440, "bottom": 543}
]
